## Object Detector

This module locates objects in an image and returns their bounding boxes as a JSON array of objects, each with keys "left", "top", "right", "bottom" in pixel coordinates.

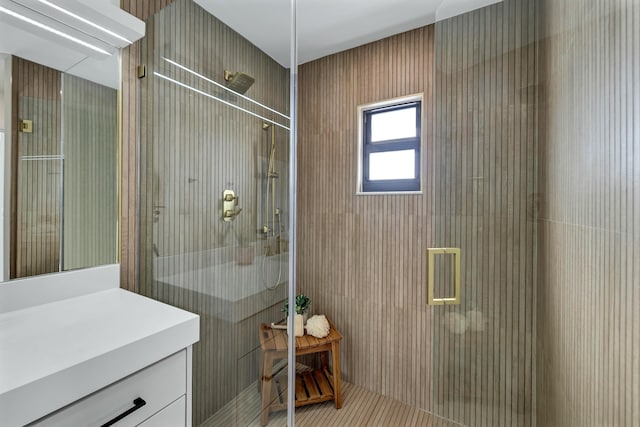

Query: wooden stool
[{"left": 258, "top": 319, "right": 343, "bottom": 425}]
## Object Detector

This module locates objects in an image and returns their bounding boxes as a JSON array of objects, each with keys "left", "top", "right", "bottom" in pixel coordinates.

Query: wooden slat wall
[
  {"left": 127, "top": 0, "right": 290, "bottom": 425},
  {"left": 297, "top": 24, "right": 436, "bottom": 411},
  {"left": 115, "top": 2, "right": 640, "bottom": 426},
  {"left": 297, "top": 1, "right": 537, "bottom": 425},
  {"left": 536, "top": 0, "right": 640, "bottom": 426},
  {"left": 62, "top": 74, "right": 118, "bottom": 270},
  {"left": 120, "top": 0, "right": 175, "bottom": 292},
  {"left": 11, "top": 57, "right": 62, "bottom": 278}
]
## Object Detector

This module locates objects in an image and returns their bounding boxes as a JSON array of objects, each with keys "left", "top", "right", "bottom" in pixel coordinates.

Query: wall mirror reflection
[
  {"left": 0, "top": 0, "right": 144, "bottom": 281},
  {"left": 6, "top": 58, "right": 119, "bottom": 279}
]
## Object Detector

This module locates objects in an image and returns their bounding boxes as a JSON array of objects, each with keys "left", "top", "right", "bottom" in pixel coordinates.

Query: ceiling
[{"left": 195, "top": 0, "right": 503, "bottom": 67}]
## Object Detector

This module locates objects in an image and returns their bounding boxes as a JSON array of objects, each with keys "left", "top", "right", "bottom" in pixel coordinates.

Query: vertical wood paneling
[
  {"left": 298, "top": 24, "right": 436, "bottom": 412},
  {"left": 11, "top": 57, "right": 61, "bottom": 278},
  {"left": 116, "top": 1, "right": 640, "bottom": 426},
  {"left": 298, "top": 1, "right": 537, "bottom": 426},
  {"left": 536, "top": 0, "right": 640, "bottom": 426},
  {"left": 62, "top": 74, "right": 118, "bottom": 270}
]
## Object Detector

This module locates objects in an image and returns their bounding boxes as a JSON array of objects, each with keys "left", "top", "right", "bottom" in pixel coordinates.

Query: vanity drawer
[
  {"left": 138, "top": 396, "right": 186, "bottom": 427},
  {"left": 31, "top": 350, "right": 186, "bottom": 427}
]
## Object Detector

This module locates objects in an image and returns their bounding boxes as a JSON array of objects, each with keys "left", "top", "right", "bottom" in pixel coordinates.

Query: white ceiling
[
  {"left": 0, "top": 0, "right": 501, "bottom": 86},
  {"left": 195, "top": 0, "right": 503, "bottom": 67}
]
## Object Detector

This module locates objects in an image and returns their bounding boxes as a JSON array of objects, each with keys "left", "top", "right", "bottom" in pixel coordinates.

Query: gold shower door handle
[{"left": 427, "top": 248, "right": 461, "bottom": 305}]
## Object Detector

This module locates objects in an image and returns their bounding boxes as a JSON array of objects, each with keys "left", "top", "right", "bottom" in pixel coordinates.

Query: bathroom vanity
[{"left": 0, "top": 265, "right": 200, "bottom": 427}]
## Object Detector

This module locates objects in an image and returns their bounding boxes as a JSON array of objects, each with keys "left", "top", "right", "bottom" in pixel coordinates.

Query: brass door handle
[{"left": 427, "top": 248, "right": 461, "bottom": 305}]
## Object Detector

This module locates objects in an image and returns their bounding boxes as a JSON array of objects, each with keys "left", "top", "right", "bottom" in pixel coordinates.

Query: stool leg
[
  {"left": 331, "top": 341, "right": 342, "bottom": 409},
  {"left": 261, "top": 353, "right": 273, "bottom": 426},
  {"left": 320, "top": 351, "right": 328, "bottom": 370},
  {"left": 258, "top": 351, "right": 264, "bottom": 394}
]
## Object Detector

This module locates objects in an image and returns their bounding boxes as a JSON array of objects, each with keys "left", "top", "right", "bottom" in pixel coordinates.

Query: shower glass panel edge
[{"left": 287, "top": 0, "right": 298, "bottom": 425}]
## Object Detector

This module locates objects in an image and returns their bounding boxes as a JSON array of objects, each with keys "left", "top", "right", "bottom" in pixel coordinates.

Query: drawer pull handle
[{"left": 100, "top": 397, "right": 146, "bottom": 427}]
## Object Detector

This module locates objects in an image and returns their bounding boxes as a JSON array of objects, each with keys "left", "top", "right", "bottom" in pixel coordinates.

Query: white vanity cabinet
[
  {"left": 138, "top": 396, "right": 187, "bottom": 427},
  {"left": 0, "top": 265, "right": 200, "bottom": 427},
  {"left": 31, "top": 350, "right": 190, "bottom": 427}
]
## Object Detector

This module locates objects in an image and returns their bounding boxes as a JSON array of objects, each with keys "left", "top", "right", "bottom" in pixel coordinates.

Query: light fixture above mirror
[{"left": 0, "top": 0, "right": 144, "bottom": 88}]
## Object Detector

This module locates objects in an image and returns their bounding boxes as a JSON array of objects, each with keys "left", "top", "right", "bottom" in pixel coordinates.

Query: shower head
[{"left": 224, "top": 70, "right": 255, "bottom": 94}]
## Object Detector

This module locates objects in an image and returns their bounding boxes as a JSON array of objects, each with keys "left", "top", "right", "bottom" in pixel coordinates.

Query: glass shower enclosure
[
  {"left": 137, "top": 0, "right": 293, "bottom": 425},
  {"left": 430, "top": 0, "right": 537, "bottom": 425}
]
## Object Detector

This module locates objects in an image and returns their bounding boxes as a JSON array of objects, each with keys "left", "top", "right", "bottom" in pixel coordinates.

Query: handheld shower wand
[{"left": 261, "top": 123, "right": 283, "bottom": 290}]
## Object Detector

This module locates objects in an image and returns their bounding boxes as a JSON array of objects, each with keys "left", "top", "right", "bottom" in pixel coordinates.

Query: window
[{"left": 359, "top": 96, "right": 422, "bottom": 193}]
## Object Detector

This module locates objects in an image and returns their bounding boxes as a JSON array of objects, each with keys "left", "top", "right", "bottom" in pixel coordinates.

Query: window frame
[{"left": 358, "top": 95, "right": 423, "bottom": 194}]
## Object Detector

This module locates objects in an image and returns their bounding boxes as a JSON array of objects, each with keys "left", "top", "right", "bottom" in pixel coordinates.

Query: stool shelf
[{"left": 259, "top": 320, "right": 343, "bottom": 425}]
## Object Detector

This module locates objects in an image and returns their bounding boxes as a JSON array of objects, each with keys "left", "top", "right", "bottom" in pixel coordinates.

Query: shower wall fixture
[
  {"left": 222, "top": 189, "right": 241, "bottom": 221},
  {"left": 223, "top": 70, "right": 255, "bottom": 94},
  {"left": 261, "top": 122, "right": 284, "bottom": 290},
  {"left": 261, "top": 123, "right": 281, "bottom": 239}
]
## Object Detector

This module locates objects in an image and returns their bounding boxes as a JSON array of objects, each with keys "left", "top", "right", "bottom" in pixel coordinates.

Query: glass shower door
[
  {"left": 430, "top": 0, "right": 537, "bottom": 426},
  {"left": 137, "top": 1, "right": 292, "bottom": 425}
]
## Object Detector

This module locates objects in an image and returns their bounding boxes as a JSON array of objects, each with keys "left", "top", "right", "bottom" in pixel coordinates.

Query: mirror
[{"left": 0, "top": 49, "right": 119, "bottom": 281}]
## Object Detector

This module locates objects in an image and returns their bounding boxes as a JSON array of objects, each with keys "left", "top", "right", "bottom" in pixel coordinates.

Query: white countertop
[{"left": 0, "top": 269, "right": 199, "bottom": 426}]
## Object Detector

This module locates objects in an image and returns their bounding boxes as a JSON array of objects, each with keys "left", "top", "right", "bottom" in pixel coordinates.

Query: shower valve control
[
  {"left": 224, "top": 192, "right": 238, "bottom": 202},
  {"left": 223, "top": 190, "right": 241, "bottom": 222}
]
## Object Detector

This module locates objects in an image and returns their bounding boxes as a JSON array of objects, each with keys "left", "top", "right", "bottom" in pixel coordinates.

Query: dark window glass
[{"left": 362, "top": 101, "right": 421, "bottom": 192}]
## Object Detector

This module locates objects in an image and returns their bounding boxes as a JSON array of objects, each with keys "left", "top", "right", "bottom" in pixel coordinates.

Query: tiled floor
[{"left": 201, "top": 379, "right": 462, "bottom": 427}]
